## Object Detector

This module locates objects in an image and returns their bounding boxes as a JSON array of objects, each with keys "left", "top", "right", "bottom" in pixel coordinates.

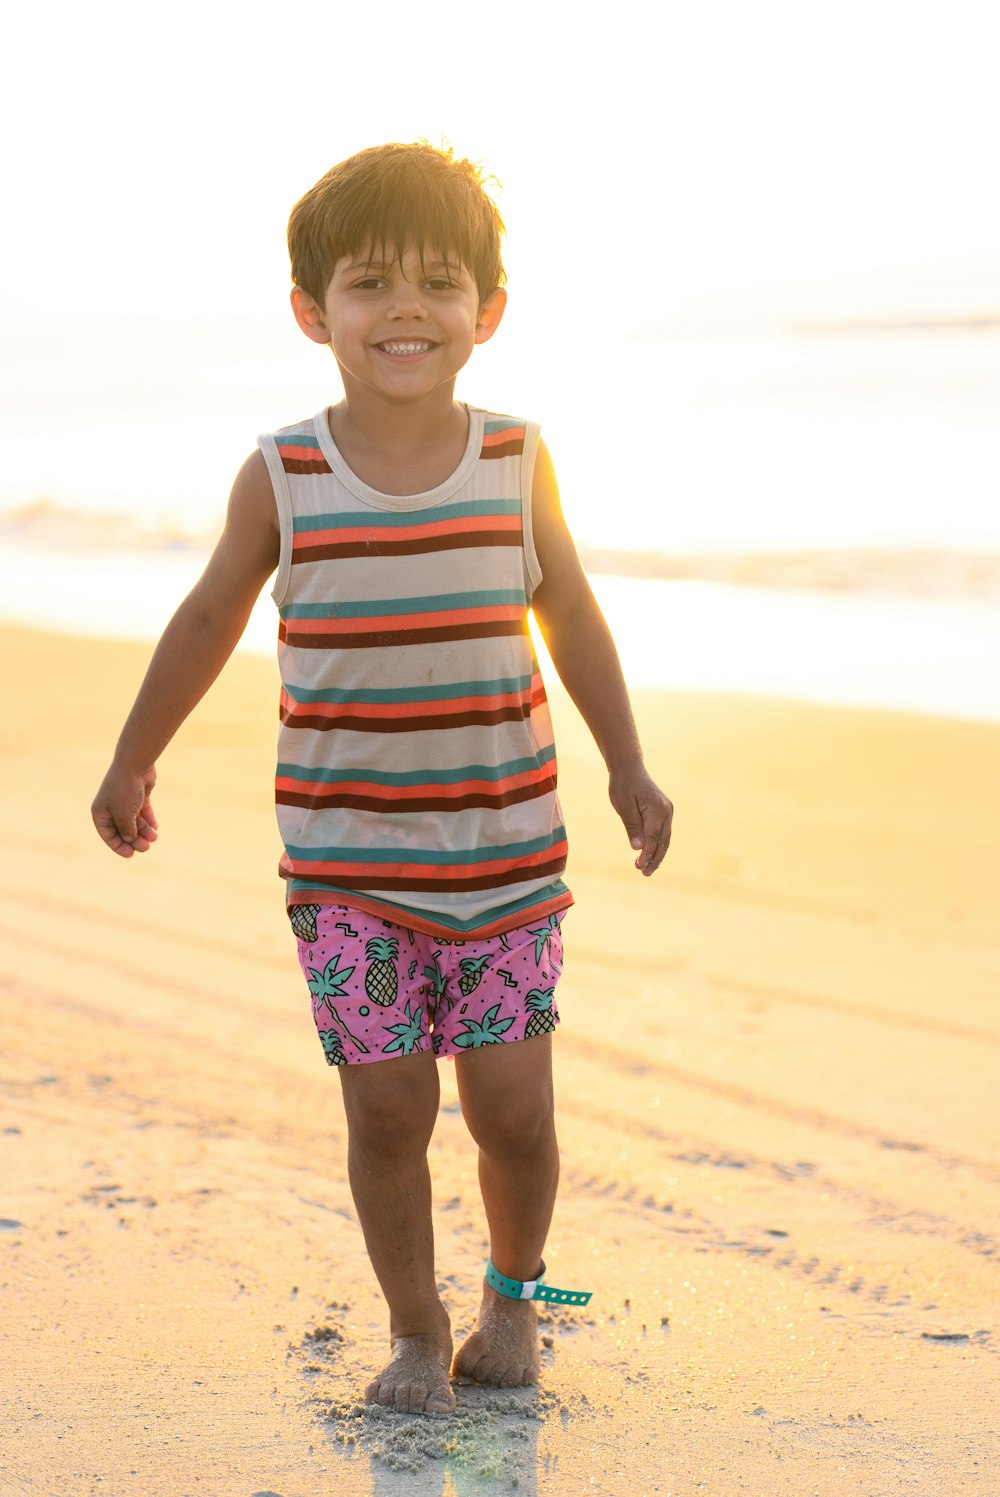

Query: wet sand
[{"left": 1, "top": 624, "right": 998, "bottom": 1495}]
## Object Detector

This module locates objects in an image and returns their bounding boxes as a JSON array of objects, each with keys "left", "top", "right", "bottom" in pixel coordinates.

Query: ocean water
[
  {"left": 2, "top": 544, "right": 998, "bottom": 723},
  {"left": 2, "top": 316, "right": 998, "bottom": 721},
  {"left": 2, "top": 317, "right": 999, "bottom": 554}
]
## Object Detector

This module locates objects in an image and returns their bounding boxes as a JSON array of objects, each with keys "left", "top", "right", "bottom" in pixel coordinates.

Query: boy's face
[{"left": 292, "top": 245, "right": 506, "bottom": 405}]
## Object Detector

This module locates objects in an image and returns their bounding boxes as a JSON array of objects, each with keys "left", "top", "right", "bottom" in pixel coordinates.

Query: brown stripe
[
  {"left": 292, "top": 530, "right": 521, "bottom": 564},
  {"left": 276, "top": 781, "right": 555, "bottom": 815},
  {"left": 279, "top": 705, "right": 530, "bottom": 733},
  {"left": 479, "top": 439, "right": 524, "bottom": 459},
  {"left": 281, "top": 457, "right": 333, "bottom": 475},
  {"left": 288, "top": 857, "right": 568, "bottom": 894},
  {"left": 281, "top": 620, "right": 527, "bottom": 650}
]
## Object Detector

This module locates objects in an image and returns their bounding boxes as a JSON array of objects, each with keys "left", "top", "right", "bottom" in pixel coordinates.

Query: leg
[
  {"left": 451, "top": 1034, "right": 559, "bottom": 1387},
  {"left": 339, "top": 1050, "right": 455, "bottom": 1415}
]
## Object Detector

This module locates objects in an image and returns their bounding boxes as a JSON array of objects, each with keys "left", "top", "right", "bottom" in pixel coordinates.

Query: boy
[{"left": 92, "top": 142, "right": 673, "bottom": 1417}]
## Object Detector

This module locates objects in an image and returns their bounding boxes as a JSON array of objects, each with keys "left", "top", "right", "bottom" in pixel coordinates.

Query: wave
[{"left": 3, "top": 500, "right": 999, "bottom": 600}]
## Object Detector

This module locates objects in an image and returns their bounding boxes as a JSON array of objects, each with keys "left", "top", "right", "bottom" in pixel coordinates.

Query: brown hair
[{"left": 288, "top": 142, "right": 506, "bottom": 308}]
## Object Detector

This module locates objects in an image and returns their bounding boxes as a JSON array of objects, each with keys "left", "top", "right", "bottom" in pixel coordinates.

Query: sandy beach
[{"left": 2, "top": 623, "right": 998, "bottom": 1496}]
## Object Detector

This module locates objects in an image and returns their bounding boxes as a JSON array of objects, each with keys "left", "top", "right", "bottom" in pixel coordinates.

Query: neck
[{"left": 333, "top": 383, "right": 464, "bottom": 455}]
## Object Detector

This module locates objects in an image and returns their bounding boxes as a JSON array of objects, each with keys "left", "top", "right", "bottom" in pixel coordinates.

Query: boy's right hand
[{"left": 92, "top": 763, "right": 159, "bottom": 858}]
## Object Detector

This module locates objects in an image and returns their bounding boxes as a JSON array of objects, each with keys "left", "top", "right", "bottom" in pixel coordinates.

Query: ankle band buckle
[{"left": 485, "top": 1258, "right": 592, "bottom": 1307}]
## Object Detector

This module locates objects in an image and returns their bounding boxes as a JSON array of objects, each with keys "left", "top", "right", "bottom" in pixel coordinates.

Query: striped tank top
[{"left": 258, "top": 405, "right": 573, "bottom": 939}]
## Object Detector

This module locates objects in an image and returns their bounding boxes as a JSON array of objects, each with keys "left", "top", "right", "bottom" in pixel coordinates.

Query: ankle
[{"left": 389, "top": 1300, "right": 451, "bottom": 1342}]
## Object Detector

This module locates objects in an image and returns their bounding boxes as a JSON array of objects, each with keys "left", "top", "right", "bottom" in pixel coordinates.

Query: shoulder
[{"left": 470, "top": 408, "right": 537, "bottom": 459}]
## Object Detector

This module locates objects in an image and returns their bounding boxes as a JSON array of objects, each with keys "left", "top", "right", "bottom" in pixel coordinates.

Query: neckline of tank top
[{"left": 310, "top": 404, "right": 488, "bottom": 512}]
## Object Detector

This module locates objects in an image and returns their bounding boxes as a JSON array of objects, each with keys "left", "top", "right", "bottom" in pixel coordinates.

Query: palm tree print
[
  {"left": 423, "top": 952, "right": 447, "bottom": 1003},
  {"left": 307, "top": 954, "right": 357, "bottom": 1017},
  {"left": 382, "top": 1001, "right": 425, "bottom": 1057},
  {"left": 453, "top": 1004, "right": 515, "bottom": 1048},
  {"left": 325, "top": 1006, "right": 369, "bottom": 1054},
  {"left": 529, "top": 915, "right": 559, "bottom": 967}
]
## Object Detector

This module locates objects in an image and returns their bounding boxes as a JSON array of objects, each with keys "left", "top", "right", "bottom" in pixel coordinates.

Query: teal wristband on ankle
[{"left": 486, "top": 1258, "right": 592, "bottom": 1307}]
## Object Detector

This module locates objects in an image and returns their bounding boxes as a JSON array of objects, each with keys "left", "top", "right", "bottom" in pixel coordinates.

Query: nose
[{"left": 386, "top": 277, "right": 428, "bottom": 320}]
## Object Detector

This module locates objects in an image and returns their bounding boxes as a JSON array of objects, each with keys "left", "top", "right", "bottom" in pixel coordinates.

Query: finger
[
  {"left": 92, "top": 808, "right": 137, "bottom": 858},
  {"left": 636, "top": 805, "right": 673, "bottom": 874},
  {"left": 622, "top": 804, "right": 644, "bottom": 853},
  {"left": 93, "top": 804, "right": 154, "bottom": 857}
]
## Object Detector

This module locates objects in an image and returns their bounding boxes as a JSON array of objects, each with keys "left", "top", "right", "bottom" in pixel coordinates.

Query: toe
[{"left": 408, "top": 1381, "right": 429, "bottom": 1413}]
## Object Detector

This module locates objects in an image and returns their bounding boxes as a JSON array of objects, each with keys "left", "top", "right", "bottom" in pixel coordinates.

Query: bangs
[
  {"left": 335, "top": 164, "right": 480, "bottom": 279},
  {"left": 288, "top": 143, "right": 505, "bottom": 308}
]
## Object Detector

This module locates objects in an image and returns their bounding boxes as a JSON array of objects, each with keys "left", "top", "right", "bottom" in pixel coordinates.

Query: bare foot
[
  {"left": 452, "top": 1283, "right": 540, "bottom": 1388},
  {"left": 365, "top": 1319, "right": 456, "bottom": 1417}
]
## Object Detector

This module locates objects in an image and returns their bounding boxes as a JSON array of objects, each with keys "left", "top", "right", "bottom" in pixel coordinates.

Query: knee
[
  {"left": 465, "top": 1077, "right": 555, "bottom": 1158},
  {"left": 342, "top": 1066, "right": 438, "bottom": 1162}
]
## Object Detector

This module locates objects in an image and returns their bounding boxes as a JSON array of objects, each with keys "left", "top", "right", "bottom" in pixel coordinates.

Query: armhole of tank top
[
  {"left": 258, "top": 434, "right": 294, "bottom": 607},
  {"left": 520, "top": 420, "right": 543, "bottom": 600}
]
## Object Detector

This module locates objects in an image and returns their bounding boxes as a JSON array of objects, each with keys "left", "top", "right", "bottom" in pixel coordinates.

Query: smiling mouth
[{"left": 377, "top": 341, "right": 436, "bottom": 356}]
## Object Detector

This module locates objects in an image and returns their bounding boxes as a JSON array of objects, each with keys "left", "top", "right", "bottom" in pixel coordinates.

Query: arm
[
  {"left": 91, "top": 449, "right": 280, "bottom": 857},
  {"left": 529, "top": 440, "right": 673, "bottom": 875}
]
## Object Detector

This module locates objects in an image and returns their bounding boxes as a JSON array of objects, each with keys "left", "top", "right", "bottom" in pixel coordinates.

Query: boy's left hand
[{"left": 608, "top": 765, "right": 673, "bottom": 876}]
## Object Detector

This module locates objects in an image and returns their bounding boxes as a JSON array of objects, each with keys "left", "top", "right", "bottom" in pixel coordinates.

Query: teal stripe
[
  {"left": 286, "top": 827, "right": 566, "bottom": 866},
  {"left": 277, "top": 433, "right": 322, "bottom": 448},
  {"left": 283, "top": 673, "right": 533, "bottom": 705},
  {"left": 483, "top": 420, "right": 525, "bottom": 435},
  {"left": 292, "top": 498, "right": 520, "bottom": 534},
  {"left": 281, "top": 589, "right": 525, "bottom": 622},
  {"left": 277, "top": 746, "right": 556, "bottom": 788},
  {"left": 286, "top": 881, "right": 569, "bottom": 935}
]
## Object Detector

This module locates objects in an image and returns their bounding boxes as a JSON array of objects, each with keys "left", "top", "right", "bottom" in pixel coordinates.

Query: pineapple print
[
  {"left": 458, "top": 955, "right": 491, "bottom": 997},
  {"left": 364, "top": 937, "right": 399, "bottom": 1007},
  {"left": 524, "top": 987, "right": 556, "bottom": 1038},
  {"left": 318, "top": 1029, "right": 347, "bottom": 1066},
  {"left": 290, "top": 903, "right": 322, "bottom": 943}
]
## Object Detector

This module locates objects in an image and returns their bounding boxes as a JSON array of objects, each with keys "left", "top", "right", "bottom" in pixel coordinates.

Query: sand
[{"left": 1, "top": 623, "right": 998, "bottom": 1496}]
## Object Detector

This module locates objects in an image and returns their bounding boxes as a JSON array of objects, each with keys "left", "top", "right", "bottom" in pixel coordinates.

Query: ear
[
  {"left": 290, "top": 285, "right": 331, "bottom": 345},
  {"left": 474, "top": 287, "right": 507, "bottom": 346}
]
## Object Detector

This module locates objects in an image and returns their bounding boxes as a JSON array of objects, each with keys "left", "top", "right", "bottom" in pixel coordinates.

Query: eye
[
  {"left": 353, "top": 276, "right": 385, "bottom": 291},
  {"left": 425, "top": 277, "right": 457, "bottom": 292}
]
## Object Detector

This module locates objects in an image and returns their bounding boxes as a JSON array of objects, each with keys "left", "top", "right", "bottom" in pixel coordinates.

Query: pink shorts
[{"left": 291, "top": 904, "right": 564, "bottom": 1067}]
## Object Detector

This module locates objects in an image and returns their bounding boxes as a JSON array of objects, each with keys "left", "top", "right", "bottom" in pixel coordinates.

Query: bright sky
[
  {"left": 2, "top": 0, "right": 999, "bottom": 550},
  {"left": 6, "top": 0, "right": 999, "bottom": 321}
]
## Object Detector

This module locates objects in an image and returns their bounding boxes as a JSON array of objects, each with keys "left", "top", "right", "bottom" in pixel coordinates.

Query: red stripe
[
  {"left": 276, "top": 764, "right": 554, "bottom": 801},
  {"left": 284, "top": 889, "right": 574, "bottom": 941},
  {"left": 293, "top": 514, "right": 521, "bottom": 551},
  {"left": 276, "top": 443, "right": 327, "bottom": 460},
  {"left": 287, "top": 604, "right": 523, "bottom": 635},
  {"left": 481, "top": 427, "right": 525, "bottom": 446},
  {"left": 280, "top": 687, "right": 528, "bottom": 721}
]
